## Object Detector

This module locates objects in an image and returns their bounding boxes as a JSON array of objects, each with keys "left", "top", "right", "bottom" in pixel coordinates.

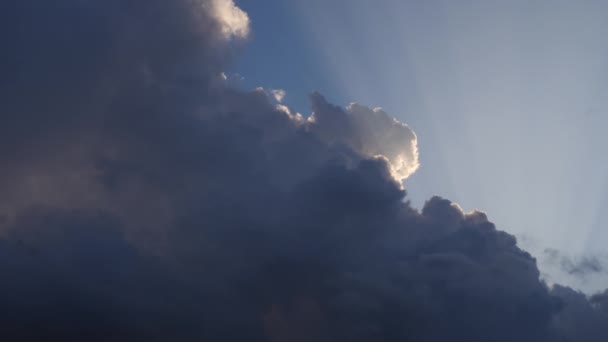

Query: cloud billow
[{"left": 0, "top": 0, "right": 605, "bottom": 341}]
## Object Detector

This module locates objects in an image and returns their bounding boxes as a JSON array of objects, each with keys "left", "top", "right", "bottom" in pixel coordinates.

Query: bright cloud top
[
  {"left": 205, "top": 0, "right": 250, "bottom": 39},
  {"left": 307, "top": 92, "right": 420, "bottom": 181},
  {"left": 270, "top": 89, "right": 286, "bottom": 103}
]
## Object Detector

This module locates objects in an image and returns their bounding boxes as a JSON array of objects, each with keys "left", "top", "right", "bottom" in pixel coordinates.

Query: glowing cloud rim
[{"left": 204, "top": 0, "right": 250, "bottom": 40}]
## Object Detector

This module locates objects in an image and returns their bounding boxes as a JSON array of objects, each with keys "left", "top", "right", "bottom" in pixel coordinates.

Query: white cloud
[
  {"left": 307, "top": 94, "right": 419, "bottom": 181},
  {"left": 276, "top": 104, "right": 304, "bottom": 122},
  {"left": 270, "top": 89, "right": 286, "bottom": 103},
  {"left": 205, "top": 0, "right": 250, "bottom": 40},
  {"left": 346, "top": 104, "right": 419, "bottom": 180}
]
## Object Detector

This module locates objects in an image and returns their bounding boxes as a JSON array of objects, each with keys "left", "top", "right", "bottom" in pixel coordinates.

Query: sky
[
  {"left": 236, "top": 0, "right": 608, "bottom": 292},
  {"left": 1, "top": 0, "right": 608, "bottom": 340}
]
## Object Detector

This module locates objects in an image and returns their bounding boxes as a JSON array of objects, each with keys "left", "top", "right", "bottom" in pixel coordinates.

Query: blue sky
[
  {"left": 235, "top": 0, "right": 608, "bottom": 292},
  {"left": 232, "top": 1, "right": 340, "bottom": 114}
]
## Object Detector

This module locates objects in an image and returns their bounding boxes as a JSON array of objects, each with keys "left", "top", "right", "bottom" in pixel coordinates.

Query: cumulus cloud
[
  {"left": 0, "top": 0, "right": 606, "bottom": 341},
  {"left": 307, "top": 93, "right": 419, "bottom": 180},
  {"left": 550, "top": 286, "right": 608, "bottom": 342},
  {"left": 204, "top": 0, "right": 250, "bottom": 39}
]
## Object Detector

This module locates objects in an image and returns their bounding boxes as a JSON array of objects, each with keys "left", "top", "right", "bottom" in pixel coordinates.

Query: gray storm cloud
[{"left": 0, "top": 0, "right": 606, "bottom": 341}]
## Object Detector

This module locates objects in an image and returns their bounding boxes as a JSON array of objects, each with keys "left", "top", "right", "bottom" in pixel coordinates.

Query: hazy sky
[{"left": 237, "top": 0, "right": 608, "bottom": 292}]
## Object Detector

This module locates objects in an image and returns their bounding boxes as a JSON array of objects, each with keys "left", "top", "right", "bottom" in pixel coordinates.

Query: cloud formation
[
  {"left": 307, "top": 93, "right": 419, "bottom": 180},
  {"left": 0, "top": 0, "right": 606, "bottom": 341},
  {"left": 544, "top": 248, "right": 607, "bottom": 277},
  {"left": 271, "top": 88, "right": 287, "bottom": 103},
  {"left": 204, "top": 0, "right": 250, "bottom": 39}
]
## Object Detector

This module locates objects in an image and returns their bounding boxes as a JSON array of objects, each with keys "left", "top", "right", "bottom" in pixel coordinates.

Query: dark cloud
[
  {"left": 550, "top": 286, "right": 608, "bottom": 342},
  {"left": 544, "top": 248, "right": 607, "bottom": 277},
  {"left": 562, "top": 257, "right": 604, "bottom": 277},
  {"left": 0, "top": 0, "right": 606, "bottom": 341}
]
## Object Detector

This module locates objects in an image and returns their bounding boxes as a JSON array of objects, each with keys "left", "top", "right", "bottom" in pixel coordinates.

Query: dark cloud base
[{"left": 0, "top": 1, "right": 606, "bottom": 341}]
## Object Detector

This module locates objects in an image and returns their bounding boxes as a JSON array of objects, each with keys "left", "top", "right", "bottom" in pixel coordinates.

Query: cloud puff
[
  {"left": 204, "top": 0, "right": 250, "bottom": 39},
  {"left": 271, "top": 89, "right": 287, "bottom": 103},
  {"left": 307, "top": 92, "right": 420, "bottom": 180},
  {"left": 544, "top": 248, "right": 607, "bottom": 277},
  {"left": 0, "top": 0, "right": 606, "bottom": 341}
]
